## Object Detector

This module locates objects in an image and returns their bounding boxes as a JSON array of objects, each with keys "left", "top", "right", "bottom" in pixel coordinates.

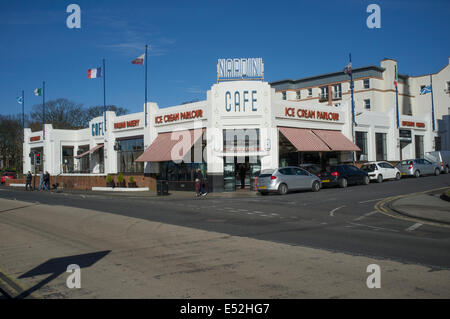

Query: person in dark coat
[
  {"left": 25, "top": 171, "right": 33, "bottom": 191},
  {"left": 195, "top": 168, "right": 207, "bottom": 196},
  {"left": 44, "top": 171, "right": 50, "bottom": 191}
]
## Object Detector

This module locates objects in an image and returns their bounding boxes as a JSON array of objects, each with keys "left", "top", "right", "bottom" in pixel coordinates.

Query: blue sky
[{"left": 1, "top": 0, "right": 449, "bottom": 117}]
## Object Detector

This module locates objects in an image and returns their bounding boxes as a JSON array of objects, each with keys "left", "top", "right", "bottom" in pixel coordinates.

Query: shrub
[
  {"left": 129, "top": 176, "right": 135, "bottom": 183},
  {"left": 107, "top": 174, "right": 113, "bottom": 183},
  {"left": 117, "top": 173, "right": 124, "bottom": 183}
]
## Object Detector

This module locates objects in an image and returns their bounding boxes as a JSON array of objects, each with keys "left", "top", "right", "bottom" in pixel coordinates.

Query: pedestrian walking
[
  {"left": 44, "top": 171, "right": 50, "bottom": 190},
  {"left": 38, "top": 171, "right": 44, "bottom": 191},
  {"left": 195, "top": 168, "right": 207, "bottom": 196},
  {"left": 25, "top": 171, "right": 33, "bottom": 191}
]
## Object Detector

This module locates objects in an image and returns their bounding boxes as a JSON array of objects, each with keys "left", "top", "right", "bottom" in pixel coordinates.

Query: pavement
[{"left": 390, "top": 191, "right": 450, "bottom": 225}]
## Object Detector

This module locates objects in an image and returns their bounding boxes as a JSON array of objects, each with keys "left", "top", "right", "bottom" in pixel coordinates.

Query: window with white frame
[
  {"left": 446, "top": 81, "right": 450, "bottom": 92},
  {"left": 333, "top": 84, "right": 342, "bottom": 99},
  {"left": 282, "top": 91, "right": 286, "bottom": 100},
  {"left": 320, "top": 86, "right": 328, "bottom": 100},
  {"left": 363, "top": 79, "right": 370, "bottom": 89},
  {"left": 364, "top": 99, "right": 371, "bottom": 110},
  {"left": 308, "top": 88, "right": 312, "bottom": 97},
  {"left": 296, "top": 90, "right": 301, "bottom": 100}
]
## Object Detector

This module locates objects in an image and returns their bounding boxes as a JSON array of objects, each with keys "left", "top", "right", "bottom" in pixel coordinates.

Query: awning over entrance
[
  {"left": 278, "top": 127, "right": 360, "bottom": 152},
  {"left": 311, "top": 129, "right": 360, "bottom": 151},
  {"left": 75, "top": 144, "right": 104, "bottom": 159},
  {"left": 136, "top": 128, "right": 205, "bottom": 162},
  {"left": 278, "top": 127, "right": 330, "bottom": 152}
]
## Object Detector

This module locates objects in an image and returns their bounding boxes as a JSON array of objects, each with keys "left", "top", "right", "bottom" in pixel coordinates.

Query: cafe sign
[
  {"left": 283, "top": 107, "right": 341, "bottom": 122},
  {"left": 401, "top": 121, "right": 425, "bottom": 129},
  {"left": 217, "top": 58, "right": 264, "bottom": 81},
  {"left": 114, "top": 119, "right": 141, "bottom": 130},
  {"left": 155, "top": 109, "right": 204, "bottom": 125}
]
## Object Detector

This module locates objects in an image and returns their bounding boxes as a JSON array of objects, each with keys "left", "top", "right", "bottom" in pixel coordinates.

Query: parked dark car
[
  {"left": 299, "top": 163, "right": 322, "bottom": 176},
  {"left": 318, "top": 164, "right": 369, "bottom": 188},
  {"left": 1, "top": 171, "right": 17, "bottom": 184}
]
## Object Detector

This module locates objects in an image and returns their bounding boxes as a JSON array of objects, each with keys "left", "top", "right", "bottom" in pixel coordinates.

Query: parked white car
[{"left": 360, "top": 161, "right": 401, "bottom": 183}]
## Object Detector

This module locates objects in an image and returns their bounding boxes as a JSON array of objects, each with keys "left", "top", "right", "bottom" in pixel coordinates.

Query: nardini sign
[{"left": 217, "top": 58, "right": 264, "bottom": 80}]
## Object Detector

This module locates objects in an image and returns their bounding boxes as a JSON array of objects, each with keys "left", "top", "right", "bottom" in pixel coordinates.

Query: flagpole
[
  {"left": 349, "top": 53, "right": 356, "bottom": 164},
  {"left": 145, "top": 44, "right": 148, "bottom": 127},
  {"left": 43, "top": 81, "right": 45, "bottom": 140},
  {"left": 22, "top": 90, "right": 25, "bottom": 143},
  {"left": 430, "top": 74, "right": 435, "bottom": 132},
  {"left": 103, "top": 58, "right": 106, "bottom": 132},
  {"left": 395, "top": 65, "right": 401, "bottom": 160}
]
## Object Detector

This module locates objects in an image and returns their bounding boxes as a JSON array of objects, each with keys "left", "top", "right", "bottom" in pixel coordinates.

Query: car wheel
[
  {"left": 363, "top": 176, "right": 370, "bottom": 185},
  {"left": 278, "top": 183, "right": 288, "bottom": 195},
  {"left": 311, "top": 181, "right": 320, "bottom": 192},
  {"left": 339, "top": 178, "right": 348, "bottom": 188},
  {"left": 414, "top": 170, "right": 420, "bottom": 178},
  {"left": 376, "top": 174, "right": 383, "bottom": 183},
  {"left": 435, "top": 168, "right": 440, "bottom": 176},
  {"left": 395, "top": 172, "right": 401, "bottom": 180}
]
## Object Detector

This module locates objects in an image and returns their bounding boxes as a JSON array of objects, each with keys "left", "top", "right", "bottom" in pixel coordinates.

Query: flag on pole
[
  {"left": 17, "top": 96, "right": 23, "bottom": 104},
  {"left": 88, "top": 67, "right": 102, "bottom": 79},
  {"left": 420, "top": 85, "right": 432, "bottom": 95},
  {"left": 34, "top": 88, "right": 42, "bottom": 96},
  {"left": 132, "top": 53, "right": 145, "bottom": 65},
  {"left": 344, "top": 62, "right": 352, "bottom": 75},
  {"left": 394, "top": 67, "right": 398, "bottom": 87}
]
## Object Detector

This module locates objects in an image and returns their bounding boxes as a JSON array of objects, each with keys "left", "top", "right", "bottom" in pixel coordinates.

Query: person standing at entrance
[
  {"left": 239, "top": 165, "right": 246, "bottom": 189},
  {"left": 44, "top": 171, "right": 50, "bottom": 191},
  {"left": 38, "top": 171, "right": 44, "bottom": 191},
  {"left": 195, "top": 168, "right": 207, "bottom": 196},
  {"left": 25, "top": 171, "right": 33, "bottom": 191}
]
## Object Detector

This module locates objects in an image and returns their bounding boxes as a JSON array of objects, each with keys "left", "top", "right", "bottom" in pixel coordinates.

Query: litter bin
[{"left": 157, "top": 180, "right": 169, "bottom": 196}]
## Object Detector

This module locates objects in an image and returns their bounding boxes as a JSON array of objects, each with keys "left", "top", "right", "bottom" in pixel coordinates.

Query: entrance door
[{"left": 224, "top": 162, "right": 236, "bottom": 192}]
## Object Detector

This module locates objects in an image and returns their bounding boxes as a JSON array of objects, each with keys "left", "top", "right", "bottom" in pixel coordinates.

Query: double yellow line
[{"left": 374, "top": 186, "right": 450, "bottom": 228}]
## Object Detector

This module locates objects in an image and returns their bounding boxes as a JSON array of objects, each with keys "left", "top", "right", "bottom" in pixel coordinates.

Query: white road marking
[
  {"left": 405, "top": 223, "right": 423, "bottom": 232},
  {"left": 349, "top": 222, "right": 399, "bottom": 233},
  {"left": 253, "top": 211, "right": 265, "bottom": 214},
  {"left": 329, "top": 205, "right": 346, "bottom": 217},
  {"left": 353, "top": 211, "right": 378, "bottom": 221}
]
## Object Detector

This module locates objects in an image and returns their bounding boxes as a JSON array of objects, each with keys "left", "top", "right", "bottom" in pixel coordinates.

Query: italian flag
[
  {"left": 394, "top": 66, "right": 398, "bottom": 88},
  {"left": 34, "top": 88, "right": 42, "bottom": 96}
]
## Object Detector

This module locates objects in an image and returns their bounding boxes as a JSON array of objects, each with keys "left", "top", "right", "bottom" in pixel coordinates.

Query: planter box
[
  {"left": 117, "top": 182, "right": 126, "bottom": 188},
  {"left": 128, "top": 182, "right": 137, "bottom": 188},
  {"left": 106, "top": 182, "right": 115, "bottom": 188}
]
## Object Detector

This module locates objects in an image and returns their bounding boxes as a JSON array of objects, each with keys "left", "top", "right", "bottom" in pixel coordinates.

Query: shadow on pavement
[{"left": 16, "top": 250, "right": 111, "bottom": 299}]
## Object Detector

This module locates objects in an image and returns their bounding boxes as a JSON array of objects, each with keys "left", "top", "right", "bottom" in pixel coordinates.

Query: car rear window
[
  {"left": 259, "top": 170, "right": 274, "bottom": 178},
  {"left": 361, "top": 164, "right": 376, "bottom": 172},
  {"left": 399, "top": 160, "right": 413, "bottom": 165}
]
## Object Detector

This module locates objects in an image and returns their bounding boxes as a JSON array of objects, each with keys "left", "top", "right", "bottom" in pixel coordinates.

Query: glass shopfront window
[
  {"left": 117, "top": 136, "right": 144, "bottom": 173},
  {"left": 62, "top": 146, "right": 74, "bottom": 173},
  {"left": 375, "top": 133, "right": 387, "bottom": 161},
  {"left": 77, "top": 145, "right": 90, "bottom": 173},
  {"left": 160, "top": 162, "right": 207, "bottom": 182},
  {"left": 355, "top": 131, "right": 368, "bottom": 161}
]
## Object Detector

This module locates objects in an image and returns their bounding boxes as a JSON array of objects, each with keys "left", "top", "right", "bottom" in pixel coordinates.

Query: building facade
[{"left": 23, "top": 57, "right": 450, "bottom": 192}]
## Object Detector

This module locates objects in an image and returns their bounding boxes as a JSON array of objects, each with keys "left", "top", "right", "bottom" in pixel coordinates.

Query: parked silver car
[
  {"left": 257, "top": 166, "right": 322, "bottom": 195},
  {"left": 396, "top": 159, "right": 441, "bottom": 178},
  {"left": 425, "top": 151, "right": 450, "bottom": 174}
]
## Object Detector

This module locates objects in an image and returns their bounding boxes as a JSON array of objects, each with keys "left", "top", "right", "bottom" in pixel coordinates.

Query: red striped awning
[
  {"left": 136, "top": 128, "right": 205, "bottom": 162},
  {"left": 75, "top": 144, "right": 104, "bottom": 159},
  {"left": 312, "top": 129, "right": 360, "bottom": 152},
  {"left": 279, "top": 127, "right": 331, "bottom": 152}
]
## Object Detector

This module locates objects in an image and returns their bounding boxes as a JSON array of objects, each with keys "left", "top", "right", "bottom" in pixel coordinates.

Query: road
[{"left": 0, "top": 174, "right": 449, "bottom": 298}]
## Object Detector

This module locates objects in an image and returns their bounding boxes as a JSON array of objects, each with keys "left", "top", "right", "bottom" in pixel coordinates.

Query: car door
[
  {"left": 380, "top": 162, "right": 395, "bottom": 179},
  {"left": 345, "top": 165, "right": 359, "bottom": 184},
  {"left": 278, "top": 168, "right": 294, "bottom": 189},
  {"left": 294, "top": 168, "right": 311, "bottom": 189},
  {"left": 423, "top": 159, "right": 434, "bottom": 174}
]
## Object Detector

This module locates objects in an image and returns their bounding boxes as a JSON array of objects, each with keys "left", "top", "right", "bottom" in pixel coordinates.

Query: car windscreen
[{"left": 361, "top": 164, "right": 376, "bottom": 172}]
